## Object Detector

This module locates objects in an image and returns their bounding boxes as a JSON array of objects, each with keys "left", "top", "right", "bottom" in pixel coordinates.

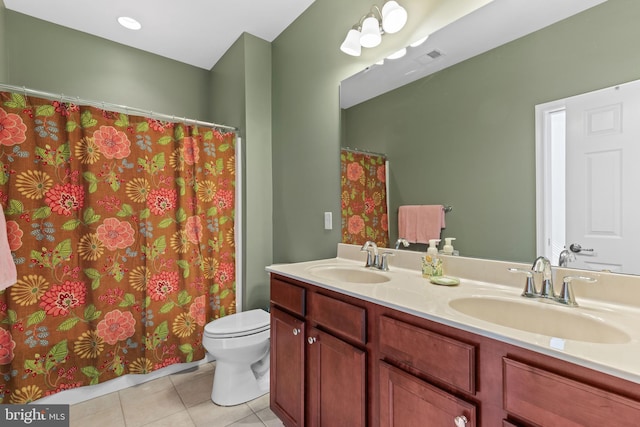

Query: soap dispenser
[
  {"left": 422, "top": 239, "right": 443, "bottom": 278},
  {"left": 442, "top": 237, "right": 457, "bottom": 255},
  {"left": 426, "top": 239, "right": 440, "bottom": 256}
]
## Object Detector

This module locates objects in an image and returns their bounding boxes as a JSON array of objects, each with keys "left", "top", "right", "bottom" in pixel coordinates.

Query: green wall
[
  {"left": 210, "top": 34, "right": 273, "bottom": 310},
  {"left": 342, "top": 0, "right": 640, "bottom": 263},
  {"left": 271, "top": 0, "right": 381, "bottom": 263},
  {"left": 271, "top": 0, "right": 484, "bottom": 263},
  {"left": 271, "top": 0, "right": 640, "bottom": 265},
  {"left": 4, "top": 0, "right": 638, "bottom": 302},
  {"left": 0, "top": 1, "right": 6, "bottom": 81},
  {"left": 4, "top": 11, "right": 210, "bottom": 119}
]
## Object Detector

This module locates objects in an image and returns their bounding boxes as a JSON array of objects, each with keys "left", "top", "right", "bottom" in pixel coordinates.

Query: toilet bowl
[{"left": 203, "top": 308, "right": 271, "bottom": 406}]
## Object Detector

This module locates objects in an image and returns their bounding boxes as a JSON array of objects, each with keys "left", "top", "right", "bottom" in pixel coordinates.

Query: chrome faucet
[
  {"left": 532, "top": 256, "right": 555, "bottom": 299},
  {"left": 510, "top": 256, "right": 597, "bottom": 307},
  {"left": 360, "top": 241, "right": 394, "bottom": 271},
  {"left": 508, "top": 268, "right": 536, "bottom": 297},
  {"left": 556, "top": 275, "right": 597, "bottom": 306},
  {"left": 558, "top": 248, "right": 575, "bottom": 267},
  {"left": 360, "top": 241, "right": 379, "bottom": 268},
  {"left": 395, "top": 238, "right": 410, "bottom": 250}
]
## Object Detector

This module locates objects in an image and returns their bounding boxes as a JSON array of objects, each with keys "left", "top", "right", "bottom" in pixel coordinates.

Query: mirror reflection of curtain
[
  {"left": 340, "top": 149, "right": 389, "bottom": 247},
  {"left": 0, "top": 91, "right": 236, "bottom": 402}
]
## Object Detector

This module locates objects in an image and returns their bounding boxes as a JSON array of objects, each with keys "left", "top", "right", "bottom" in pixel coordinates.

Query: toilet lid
[{"left": 205, "top": 309, "right": 270, "bottom": 338}]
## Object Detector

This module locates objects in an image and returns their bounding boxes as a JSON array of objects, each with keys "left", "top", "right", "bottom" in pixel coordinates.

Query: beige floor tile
[
  {"left": 173, "top": 366, "right": 215, "bottom": 407},
  {"left": 256, "top": 408, "right": 285, "bottom": 427},
  {"left": 70, "top": 398, "right": 126, "bottom": 427},
  {"left": 226, "top": 413, "right": 266, "bottom": 427},
  {"left": 119, "top": 376, "right": 175, "bottom": 401},
  {"left": 247, "top": 393, "right": 270, "bottom": 413},
  {"left": 120, "top": 384, "right": 186, "bottom": 427},
  {"left": 70, "top": 391, "right": 121, "bottom": 420},
  {"left": 170, "top": 362, "right": 215, "bottom": 388},
  {"left": 187, "top": 400, "right": 254, "bottom": 427},
  {"left": 140, "top": 409, "right": 196, "bottom": 427}
]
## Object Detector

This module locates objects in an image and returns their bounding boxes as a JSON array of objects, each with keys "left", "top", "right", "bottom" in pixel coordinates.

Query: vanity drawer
[
  {"left": 270, "top": 277, "right": 305, "bottom": 317},
  {"left": 379, "top": 316, "right": 476, "bottom": 394},
  {"left": 307, "top": 292, "right": 366, "bottom": 345},
  {"left": 379, "top": 361, "right": 476, "bottom": 427},
  {"left": 503, "top": 358, "right": 640, "bottom": 426}
]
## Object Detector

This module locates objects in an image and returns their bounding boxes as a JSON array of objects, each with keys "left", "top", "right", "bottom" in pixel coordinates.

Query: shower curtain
[
  {"left": 0, "top": 91, "right": 236, "bottom": 402},
  {"left": 340, "top": 149, "right": 389, "bottom": 247}
]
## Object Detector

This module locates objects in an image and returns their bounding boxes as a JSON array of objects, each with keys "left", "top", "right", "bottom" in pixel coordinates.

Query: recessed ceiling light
[{"left": 118, "top": 16, "right": 142, "bottom": 31}]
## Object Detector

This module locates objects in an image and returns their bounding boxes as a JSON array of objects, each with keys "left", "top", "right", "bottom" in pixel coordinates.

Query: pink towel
[
  {"left": 398, "top": 205, "right": 446, "bottom": 244},
  {"left": 0, "top": 204, "right": 17, "bottom": 291}
]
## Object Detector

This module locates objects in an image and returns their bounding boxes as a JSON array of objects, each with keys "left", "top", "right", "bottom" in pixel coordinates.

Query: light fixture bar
[{"left": 340, "top": 1, "right": 408, "bottom": 56}]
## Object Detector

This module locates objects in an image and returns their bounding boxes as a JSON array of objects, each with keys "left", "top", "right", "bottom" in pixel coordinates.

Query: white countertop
[{"left": 266, "top": 244, "right": 640, "bottom": 385}]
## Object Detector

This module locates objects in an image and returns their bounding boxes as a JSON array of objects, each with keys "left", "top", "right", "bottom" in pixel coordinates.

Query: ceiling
[
  {"left": 3, "top": 0, "right": 316, "bottom": 70},
  {"left": 340, "top": 0, "right": 607, "bottom": 108}
]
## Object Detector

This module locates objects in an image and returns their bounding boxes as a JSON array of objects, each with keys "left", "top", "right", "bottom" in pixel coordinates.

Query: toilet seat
[{"left": 205, "top": 309, "right": 270, "bottom": 339}]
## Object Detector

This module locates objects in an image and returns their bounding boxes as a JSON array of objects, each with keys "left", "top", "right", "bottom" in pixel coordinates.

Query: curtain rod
[
  {"left": 0, "top": 83, "right": 238, "bottom": 132},
  {"left": 342, "top": 146, "right": 386, "bottom": 158}
]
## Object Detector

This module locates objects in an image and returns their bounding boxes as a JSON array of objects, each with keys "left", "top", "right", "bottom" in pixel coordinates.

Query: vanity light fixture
[
  {"left": 340, "top": 1, "right": 408, "bottom": 57},
  {"left": 410, "top": 35, "right": 429, "bottom": 47},
  {"left": 118, "top": 16, "right": 142, "bottom": 31},
  {"left": 386, "top": 47, "right": 407, "bottom": 60},
  {"left": 360, "top": 13, "right": 383, "bottom": 48},
  {"left": 340, "top": 27, "right": 363, "bottom": 56},
  {"left": 381, "top": 1, "right": 408, "bottom": 34}
]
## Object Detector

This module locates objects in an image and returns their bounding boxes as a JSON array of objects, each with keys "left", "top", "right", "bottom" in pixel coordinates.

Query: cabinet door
[
  {"left": 379, "top": 361, "right": 476, "bottom": 427},
  {"left": 307, "top": 327, "right": 366, "bottom": 427},
  {"left": 271, "top": 307, "right": 306, "bottom": 427}
]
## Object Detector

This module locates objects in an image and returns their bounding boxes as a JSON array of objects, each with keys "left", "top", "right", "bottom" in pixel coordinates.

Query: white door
[{"left": 564, "top": 80, "right": 640, "bottom": 274}]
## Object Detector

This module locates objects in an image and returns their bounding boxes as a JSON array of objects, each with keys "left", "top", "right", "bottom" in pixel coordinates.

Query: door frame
[{"left": 535, "top": 99, "right": 567, "bottom": 263}]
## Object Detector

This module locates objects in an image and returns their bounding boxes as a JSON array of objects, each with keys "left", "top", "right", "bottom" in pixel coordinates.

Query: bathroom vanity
[{"left": 267, "top": 244, "right": 640, "bottom": 426}]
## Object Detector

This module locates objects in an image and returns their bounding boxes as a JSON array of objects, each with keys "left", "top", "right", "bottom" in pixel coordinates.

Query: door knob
[
  {"left": 292, "top": 328, "right": 301, "bottom": 336},
  {"left": 307, "top": 337, "right": 317, "bottom": 345},
  {"left": 454, "top": 415, "right": 468, "bottom": 427},
  {"left": 569, "top": 243, "right": 594, "bottom": 253}
]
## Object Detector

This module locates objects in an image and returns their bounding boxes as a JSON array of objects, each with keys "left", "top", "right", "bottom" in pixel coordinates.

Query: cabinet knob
[
  {"left": 307, "top": 336, "right": 317, "bottom": 345},
  {"left": 292, "top": 328, "right": 301, "bottom": 336},
  {"left": 454, "top": 415, "right": 468, "bottom": 427}
]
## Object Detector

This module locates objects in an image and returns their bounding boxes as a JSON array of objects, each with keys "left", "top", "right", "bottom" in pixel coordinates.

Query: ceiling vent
[{"left": 415, "top": 49, "right": 443, "bottom": 65}]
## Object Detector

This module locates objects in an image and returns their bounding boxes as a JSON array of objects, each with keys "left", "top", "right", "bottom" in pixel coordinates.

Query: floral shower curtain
[
  {"left": 0, "top": 91, "right": 236, "bottom": 403},
  {"left": 340, "top": 149, "right": 389, "bottom": 247}
]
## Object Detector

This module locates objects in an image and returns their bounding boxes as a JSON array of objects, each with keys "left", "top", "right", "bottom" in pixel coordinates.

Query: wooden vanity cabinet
[
  {"left": 270, "top": 276, "right": 306, "bottom": 427},
  {"left": 270, "top": 275, "right": 368, "bottom": 427},
  {"left": 378, "top": 315, "right": 477, "bottom": 427},
  {"left": 270, "top": 273, "right": 640, "bottom": 427}
]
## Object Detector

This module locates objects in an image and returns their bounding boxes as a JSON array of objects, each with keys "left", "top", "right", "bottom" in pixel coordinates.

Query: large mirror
[{"left": 340, "top": 0, "right": 640, "bottom": 274}]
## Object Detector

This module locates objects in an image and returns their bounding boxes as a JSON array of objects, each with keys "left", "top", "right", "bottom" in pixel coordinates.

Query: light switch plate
[{"left": 324, "top": 212, "right": 332, "bottom": 230}]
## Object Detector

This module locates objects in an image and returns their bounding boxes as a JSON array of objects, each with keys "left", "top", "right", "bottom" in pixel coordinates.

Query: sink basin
[
  {"left": 308, "top": 265, "right": 390, "bottom": 284},
  {"left": 449, "top": 297, "right": 630, "bottom": 344}
]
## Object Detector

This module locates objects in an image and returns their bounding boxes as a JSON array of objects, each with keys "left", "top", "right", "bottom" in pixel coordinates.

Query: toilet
[{"left": 203, "top": 308, "right": 271, "bottom": 406}]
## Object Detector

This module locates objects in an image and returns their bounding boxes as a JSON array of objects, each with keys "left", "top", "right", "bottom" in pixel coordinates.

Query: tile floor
[{"left": 69, "top": 362, "right": 284, "bottom": 427}]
